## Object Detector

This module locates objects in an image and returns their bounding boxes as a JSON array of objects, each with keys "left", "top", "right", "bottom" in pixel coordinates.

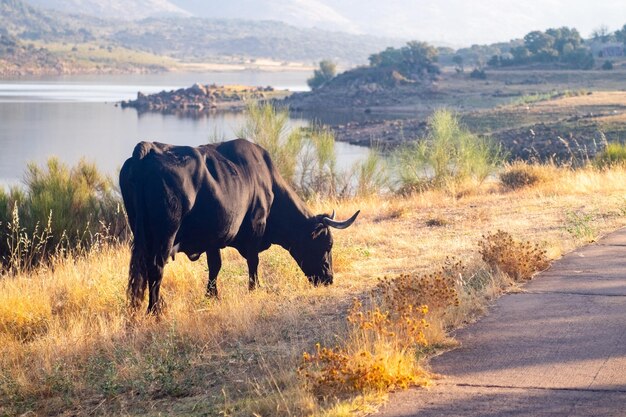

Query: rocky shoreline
[
  {"left": 120, "top": 83, "right": 290, "bottom": 113},
  {"left": 328, "top": 116, "right": 619, "bottom": 163}
]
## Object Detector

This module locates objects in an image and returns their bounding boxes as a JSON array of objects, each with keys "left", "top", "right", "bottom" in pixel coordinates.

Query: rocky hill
[
  {"left": 0, "top": 33, "right": 65, "bottom": 76},
  {"left": 282, "top": 66, "right": 439, "bottom": 112}
]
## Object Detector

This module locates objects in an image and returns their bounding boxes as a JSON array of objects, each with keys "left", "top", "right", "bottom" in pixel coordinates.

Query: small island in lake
[{"left": 120, "top": 83, "right": 292, "bottom": 113}]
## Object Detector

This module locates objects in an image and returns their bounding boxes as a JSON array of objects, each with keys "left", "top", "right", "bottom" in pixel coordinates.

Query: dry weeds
[{"left": 2, "top": 165, "right": 626, "bottom": 416}]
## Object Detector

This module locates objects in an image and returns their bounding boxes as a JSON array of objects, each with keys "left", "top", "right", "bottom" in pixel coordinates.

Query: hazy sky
[
  {"left": 26, "top": 0, "right": 626, "bottom": 46},
  {"left": 177, "top": 0, "right": 626, "bottom": 46},
  {"left": 365, "top": 0, "right": 626, "bottom": 45}
]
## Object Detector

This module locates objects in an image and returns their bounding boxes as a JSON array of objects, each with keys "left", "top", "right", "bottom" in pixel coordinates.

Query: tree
[
  {"left": 307, "top": 60, "right": 336, "bottom": 90},
  {"left": 524, "top": 31, "right": 555, "bottom": 54},
  {"left": 368, "top": 41, "right": 440, "bottom": 79},
  {"left": 547, "top": 27, "right": 582, "bottom": 54},
  {"left": 615, "top": 24, "right": 626, "bottom": 43},
  {"left": 511, "top": 46, "right": 531, "bottom": 63},
  {"left": 487, "top": 54, "right": 500, "bottom": 67},
  {"left": 453, "top": 55, "right": 464, "bottom": 72},
  {"left": 563, "top": 47, "right": 595, "bottom": 69},
  {"left": 591, "top": 25, "right": 611, "bottom": 43}
]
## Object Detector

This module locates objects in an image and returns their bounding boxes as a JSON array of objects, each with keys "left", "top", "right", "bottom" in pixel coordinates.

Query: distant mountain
[
  {"left": 1, "top": 0, "right": 401, "bottom": 66},
  {"left": 0, "top": 0, "right": 106, "bottom": 41},
  {"left": 24, "top": 0, "right": 190, "bottom": 20},
  {"left": 111, "top": 17, "right": 399, "bottom": 64},
  {"left": 170, "top": 0, "right": 360, "bottom": 33}
]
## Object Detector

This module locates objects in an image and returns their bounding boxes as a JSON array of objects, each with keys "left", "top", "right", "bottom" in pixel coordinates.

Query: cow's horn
[
  {"left": 322, "top": 210, "right": 360, "bottom": 229},
  {"left": 330, "top": 209, "right": 335, "bottom": 219}
]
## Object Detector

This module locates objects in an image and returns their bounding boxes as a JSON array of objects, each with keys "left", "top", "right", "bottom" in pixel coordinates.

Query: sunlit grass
[{"left": 2, "top": 164, "right": 626, "bottom": 415}]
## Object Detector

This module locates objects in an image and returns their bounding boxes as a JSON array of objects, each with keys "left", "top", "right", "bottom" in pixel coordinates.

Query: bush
[
  {"left": 499, "top": 161, "right": 554, "bottom": 190},
  {"left": 301, "top": 260, "right": 464, "bottom": 398},
  {"left": 594, "top": 142, "right": 626, "bottom": 168},
  {"left": 241, "top": 102, "right": 388, "bottom": 199},
  {"left": 300, "top": 299, "right": 430, "bottom": 398},
  {"left": 297, "top": 127, "right": 337, "bottom": 198},
  {"left": 307, "top": 60, "right": 336, "bottom": 90},
  {"left": 479, "top": 230, "right": 549, "bottom": 281},
  {"left": 395, "top": 109, "right": 501, "bottom": 192},
  {"left": 238, "top": 102, "right": 304, "bottom": 184},
  {"left": 602, "top": 60, "right": 614, "bottom": 70},
  {"left": 352, "top": 149, "right": 389, "bottom": 197},
  {"left": 0, "top": 158, "right": 125, "bottom": 273},
  {"left": 469, "top": 68, "right": 486, "bottom": 79}
]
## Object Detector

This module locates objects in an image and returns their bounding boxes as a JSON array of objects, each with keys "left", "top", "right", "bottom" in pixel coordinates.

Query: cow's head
[{"left": 292, "top": 210, "right": 360, "bottom": 286}]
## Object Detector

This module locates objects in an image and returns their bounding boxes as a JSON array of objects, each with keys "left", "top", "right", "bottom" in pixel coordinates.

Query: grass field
[
  {"left": 2, "top": 164, "right": 626, "bottom": 416},
  {"left": 32, "top": 41, "right": 176, "bottom": 71}
]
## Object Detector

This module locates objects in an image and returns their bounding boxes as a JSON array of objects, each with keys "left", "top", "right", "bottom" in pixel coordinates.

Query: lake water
[{"left": 0, "top": 71, "right": 369, "bottom": 185}]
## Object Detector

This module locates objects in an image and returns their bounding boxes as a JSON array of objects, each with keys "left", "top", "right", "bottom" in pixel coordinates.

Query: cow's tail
[{"left": 126, "top": 147, "right": 151, "bottom": 312}]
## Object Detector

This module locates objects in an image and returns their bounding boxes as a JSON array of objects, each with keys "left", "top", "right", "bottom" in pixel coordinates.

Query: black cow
[{"left": 120, "top": 139, "right": 359, "bottom": 313}]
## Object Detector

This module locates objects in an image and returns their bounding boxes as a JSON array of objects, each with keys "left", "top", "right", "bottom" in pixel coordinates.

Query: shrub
[
  {"left": 378, "top": 269, "right": 460, "bottom": 315},
  {"left": 499, "top": 161, "right": 554, "bottom": 190},
  {"left": 469, "top": 68, "right": 486, "bottom": 79},
  {"left": 301, "top": 260, "right": 465, "bottom": 399},
  {"left": 594, "top": 142, "right": 626, "bottom": 168},
  {"left": 238, "top": 102, "right": 304, "bottom": 185},
  {"left": 307, "top": 60, "right": 337, "bottom": 90},
  {"left": 395, "top": 109, "right": 501, "bottom": 192},
  {"left": 0, "top": 158, "right": 125, "bottom": 273},
  {"left": 300, "top": 299, "right": 430, "bottom": 398},
  {"left": 297, "top": 127, "right": 337, "bottom": 198},
  {"left": 351, "top": 149, "right": 389, "bottom": 197},
  {"left": 602, "top": 60, "right": 614, "bottom": 70},
  {"left": 240, "top": 102, "right": 388, "bottom": 199},
  {"left": 479, "top": 230, "right": 549, "bottom": 281}
]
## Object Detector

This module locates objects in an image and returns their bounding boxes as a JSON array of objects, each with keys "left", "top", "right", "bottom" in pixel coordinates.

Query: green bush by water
[
  {"left": 594, "top": 142, "right": 626, "bottom": 168},
  {"left": 0, "top": 158, "right": 125, "bottom": 272},
  {"left": 395, "top": 109, "right": 502, "bottom": 193}
]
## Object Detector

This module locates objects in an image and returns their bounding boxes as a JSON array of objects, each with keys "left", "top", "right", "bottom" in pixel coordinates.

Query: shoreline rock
[{"left": 121, "top": 83, "right": 290, "bottom": 113}]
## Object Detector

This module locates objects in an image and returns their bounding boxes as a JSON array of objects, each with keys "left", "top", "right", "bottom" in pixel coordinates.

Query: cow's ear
[{"left": 311, "top": 222, "right": 326, "bottom": 239}]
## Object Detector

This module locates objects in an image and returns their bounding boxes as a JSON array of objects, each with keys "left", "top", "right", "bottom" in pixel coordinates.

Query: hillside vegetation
[{"left": 0, "top": 0, "right": 399, "bottom": 75}]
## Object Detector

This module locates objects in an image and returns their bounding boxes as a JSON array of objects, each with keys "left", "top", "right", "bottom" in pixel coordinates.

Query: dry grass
[
  {"left": 2, "top": 165, "right": 626, "bottom": 416},
  {"left": 479, "top": 230, "right": 550, "bottom": 281},
  {"left": 499, "top": 161, "right": 558, "bottom": 191}
]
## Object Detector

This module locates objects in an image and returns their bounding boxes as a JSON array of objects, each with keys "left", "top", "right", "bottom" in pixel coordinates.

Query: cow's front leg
[
  {"left": 246, "top": 252, "right": 260, "bottom": 291},
  {"left": 147, "top": 263, "right": 165, "bottom": 315},
  {"left": 206, "top": 249, "right": 222, "bottom": 298}
]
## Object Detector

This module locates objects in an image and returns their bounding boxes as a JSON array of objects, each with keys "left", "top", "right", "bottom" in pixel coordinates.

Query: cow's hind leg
[
  {"left": 147, "top": 263, "right": 165, "bottom": 315},
  {"left": 206, "top": 249, "right": 222, "bottom": 298},
  {"left": 246, "top": 252, "right": 260, "bottom": 291},
  {"left": 128, "top": 243, "right": 148, "bottom": 311}
]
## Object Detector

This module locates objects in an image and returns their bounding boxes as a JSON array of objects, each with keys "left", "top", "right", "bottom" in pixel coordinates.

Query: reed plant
[
  {"left": 240, "top": 102, "right": 388, "bottom": 199},
  {"left": 395, "top": 109, "right": 502, "bottom": 193}
]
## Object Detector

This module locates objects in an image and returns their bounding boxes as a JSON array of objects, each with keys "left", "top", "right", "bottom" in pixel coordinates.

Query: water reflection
[
  {"left": 0, "top": 103, "right": 370, "bottom": 185},
  {"left": 0, "top": 75, "right": 371, "bottom": 185}
]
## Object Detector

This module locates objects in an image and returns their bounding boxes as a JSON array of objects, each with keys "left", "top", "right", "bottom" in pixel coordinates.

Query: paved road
[{"left": 376, "top": 229, "right": 626, "bottom": 417}]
